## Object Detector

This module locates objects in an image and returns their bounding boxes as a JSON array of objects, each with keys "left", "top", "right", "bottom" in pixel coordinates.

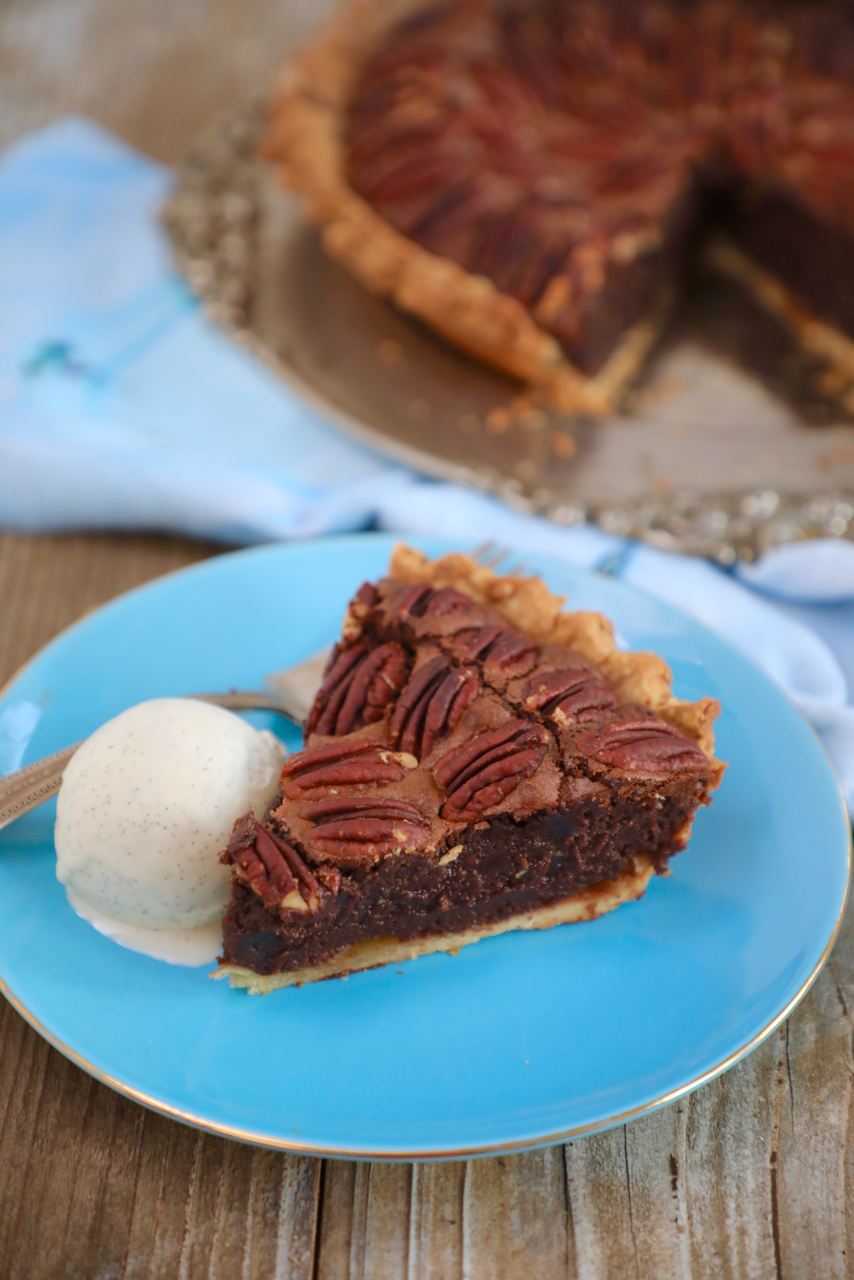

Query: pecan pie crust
[{"left": 214, "top": 545, "right": 724, "bottom": 991}]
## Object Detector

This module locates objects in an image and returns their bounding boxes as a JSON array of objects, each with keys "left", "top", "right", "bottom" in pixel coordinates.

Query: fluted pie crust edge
[
  {"left": 214, "top": 854, "right": 655, "bottom": 993},
  {"left": 382, "top": 544, "right": 725, "bottom": 783},
  {"left": 260, "top": 0, "right": 662, "bottom": 415}
]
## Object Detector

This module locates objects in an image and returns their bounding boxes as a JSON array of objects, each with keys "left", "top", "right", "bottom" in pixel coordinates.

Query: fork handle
[
  {"left": 0, "top": 743, "right": 81, "bottom": 832},
  {"left": 0, "top": 689, "right": 305, "bottom": 835}
]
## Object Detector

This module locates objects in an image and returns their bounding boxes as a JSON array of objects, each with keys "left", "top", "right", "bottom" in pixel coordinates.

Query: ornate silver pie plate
[{"left": 163, "top": 104, "right": 854, "bottom": 563}]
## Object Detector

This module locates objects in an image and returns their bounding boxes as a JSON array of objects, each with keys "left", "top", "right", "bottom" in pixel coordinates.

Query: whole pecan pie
[
  {"left": 263, "top": 0, "right": 854, "bottom": 412},
  {"left": 215, "top": 545, "right": 725, "bottom": 992}
]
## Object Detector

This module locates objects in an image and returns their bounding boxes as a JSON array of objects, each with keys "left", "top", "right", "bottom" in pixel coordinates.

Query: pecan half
[
  {"left": 433, "top": 719, "right": 550, "bottom": 819},
  {"left": 303, "top": 796, "right": 431, "bottom": 866},
  {"left": 450, "top": 625, "right": 538, "bottom": 679},
  {"left": 224, "top": 813, "right": 321, "bottom": 913},
  {"left": 425, "top": 586, "right": 474, "bottom": 619},
  {"left": 577, "top": 719, "right": 709, "bottom": 773},
  {"left": 352, "top": 580, "right": 379, "bottom": 611},
  {"left": 347, "top": 580, "right": 380, "bottom": 627},
  {"left": 306, "top": 641, "right": 408, "bottom": 736},
  {"left": 389, "top": 657, "right": 481, "bottom": 757},
  {"left": 389, "top": 582, "right": 473, "bottom": 621},
  {"left": 282, "top": 737, "right": 417, "bottom": 796},
  {"left": 520, "top": 665, "right": 618, "bottom": 722},
  {"left": 389, "top": 583, "right": 434, "bottom": 617},
  {"left": 316, "top": 865, "right": 343, "bottom": 895}
]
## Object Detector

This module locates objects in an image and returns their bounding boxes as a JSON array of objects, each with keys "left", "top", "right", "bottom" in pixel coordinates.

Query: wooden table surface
[{"left": 3, "top": 2, "right": 854, "bottom": 1275}]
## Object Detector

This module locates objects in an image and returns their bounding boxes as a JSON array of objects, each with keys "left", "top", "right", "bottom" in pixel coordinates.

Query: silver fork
[{"left": 0, "top": 647, "right": 331, "bottom": 833}]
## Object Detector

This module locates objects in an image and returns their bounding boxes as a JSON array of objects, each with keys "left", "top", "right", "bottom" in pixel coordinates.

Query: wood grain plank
[
  {"left": 680, "top": 1036, "right": 779, "bottom": 1280},
  {"left": 565, "top": 1127, "right": 641, "bottom": 1280},
  {"left": 0, "top": 532, "right": 219, "bottom": 691},
  {"left": 273, "top": 1155, "right": 323, "bottom": 1280},
  {"left": 362, "top": 1163, "right": 413, "bottom": 1279},
  {"left": 121, "top": 1110, "right": 182, "bottom": 1280},
  {"left": 6, "top": 1051, "right": 95, "bottom": 1278},
  {"left": 0, "top": 1004, "right": 53, "bottom": 1269},
  {"left": 206, "top": 1137, "right": 254, "bottom": 1279},
  {"left": 317, "top": 1161, "right": 359, "bottom": 1280},
  {"left": 462, "top": 1150, "right": 571, "bottom": 1280},
  {"left": 827, "top": 902, "right": 854, "bottom": 1279},
  {"left": 58, "top": 1081, "right": 135, "bottom": 1280},
  {"left": 408, "top": 1162, "right": 465, "bottom": 1280},
  {"left": 176, "top": 1131, "right": 228, "bottom": 1279},
  {"left": 773, "top": 919, "right": 854, "bottom": 1280},
  {"left": 81, "top": 1096, "right": 149, "bottom": 1280},
  {"left": 623, "top": 1105, "right": 690, "bottom": 1279}
]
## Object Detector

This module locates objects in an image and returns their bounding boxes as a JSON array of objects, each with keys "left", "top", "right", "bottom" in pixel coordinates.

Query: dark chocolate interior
[{"left": 223, "top": 782, "right": 697, "bottom": 974}]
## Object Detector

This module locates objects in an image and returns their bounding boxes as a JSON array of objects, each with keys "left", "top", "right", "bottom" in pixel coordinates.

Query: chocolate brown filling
[{"left": 220, "top": 780, "right": 699, "bottom": 975}]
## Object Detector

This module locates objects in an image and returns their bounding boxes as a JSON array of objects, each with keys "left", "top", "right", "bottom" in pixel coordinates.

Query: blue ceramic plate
[{"left": 0, "top": 535, "right": 849, "bottom": 1159}]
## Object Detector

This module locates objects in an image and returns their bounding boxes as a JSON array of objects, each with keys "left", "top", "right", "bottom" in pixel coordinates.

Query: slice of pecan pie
[
  {"left": 263, "top": 0, "right": 854, "bottom": 414},
  {"left": 215, "top": 546, "right": 724, "bottom": 993}
]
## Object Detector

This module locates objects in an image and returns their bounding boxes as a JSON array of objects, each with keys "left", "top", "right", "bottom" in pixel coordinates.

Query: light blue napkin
[
  {"left": 3, "top": 118, "right": 854, "bottom": 811},
  {"left": 0, "top": 118, "right": 404, "bottom": 543}
]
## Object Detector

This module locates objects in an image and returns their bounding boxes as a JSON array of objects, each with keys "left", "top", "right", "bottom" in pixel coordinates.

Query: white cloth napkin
[{"left": 3, "top": 119, "right": 854, "bottom": 813}]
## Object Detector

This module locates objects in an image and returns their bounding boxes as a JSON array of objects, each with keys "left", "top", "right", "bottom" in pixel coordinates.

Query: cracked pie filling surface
[{"left": 215, "top": 546, "right": 725, "bottom": 992}]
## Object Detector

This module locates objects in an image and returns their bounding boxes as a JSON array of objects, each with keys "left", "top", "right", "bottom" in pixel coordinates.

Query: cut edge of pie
[
  {"left": 705, "top": 235, "right": 854, "bottom": 395},
  {"left": 260, "top": 0, "right": 660, "bottom": 415},
  {"left": 214, "top": 852, "right": 655, "bottom": 993}
]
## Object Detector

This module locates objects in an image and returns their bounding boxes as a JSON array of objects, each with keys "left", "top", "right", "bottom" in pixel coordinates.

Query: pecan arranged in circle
[
  {"left": 520, "top": 665, "right": 618, "bottom": 723},
  {"left": 281, "top": 738, "right": 417, "bottom": 797},
  {"left": 303, "top": 796, "right": 431, "bottom": 866},
  {"left": 577, "top": 719, "right": 708, "bottom": 773},
  {"left": 306, "top": 640, "right": 408, "bottom": 736},
  {"left": 434, "top": 719, "right": 550, "bottom": 819},
  {"left": 224, "top": 813, "right": 321, "bottom": 913},
  {"left": 450, "top": 625, "right": 538, "bottom": 679},
  {"left": 388, "top": 656, "right": 481, "bottom": 758},
  {"left": 389, "top": 583, "right": 473, "bottom": 621}
]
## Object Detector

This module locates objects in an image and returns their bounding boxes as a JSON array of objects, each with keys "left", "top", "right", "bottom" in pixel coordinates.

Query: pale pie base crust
[{"left": 213, "top": 855, "right": 655, "bottom": 993}]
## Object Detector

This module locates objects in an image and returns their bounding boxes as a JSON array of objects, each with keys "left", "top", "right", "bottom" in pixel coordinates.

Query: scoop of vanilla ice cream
[{"left": 55, "top": 698, "right": 286, "bottom": 929}]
